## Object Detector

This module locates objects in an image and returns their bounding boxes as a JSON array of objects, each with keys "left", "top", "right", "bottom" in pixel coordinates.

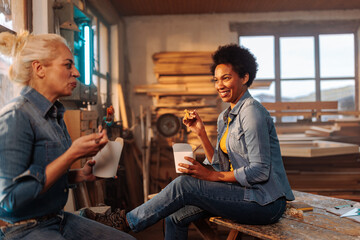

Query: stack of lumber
[
  {"left": 135, "top": 52, "right": 222, "bottom": 193},
  {"left": 152, "top": 52, "right": 213, "bottom": 76},
  {"left": 273, "top": 118, "right": 360, "bottom": 201},
  {"left": 135, "top": 51, "right": 222, "bottom": 142},
  {"left": 276, "top": 121, "right": 360, "bottom": 201},
  {"left": 283, "top": 152, "right": 360, "bottom": 201}
]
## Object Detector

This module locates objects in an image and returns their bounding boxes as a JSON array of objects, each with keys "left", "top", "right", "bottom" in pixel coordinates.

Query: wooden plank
[
  {"left": 316, "top": 110, "right": 360, "bottom": 116},
  {"left": 280, "top": 140, "right": 359, "bottom": 157},
  {"left": 154, "top": 57, "right": 213, "bottom": 65},
  {"left": 267, "top": 111, "right": 314, "bottom": 117},
  {"left": 152, "top": 51, "right": 213, "bottom": 62},
  {"left": 293, "top": 190, "right": 358, "bottom": 210},
  {"left": 158, "top": 75, "right": 213, "bottom": 84},
  {"left": 287, "top": 172, "right": 360, "bottom": 190},
  {"left": 154, "top": 95, "right": 220, "bottom": 109},
  {"left": 134, "top": 83, "right": 187, "bottom": 93},
  {"left": 262, "top": 101, "right": 338, "bottom": 111},
  {"left": 278, "top": 133, "right": 328, "bottom": 141},
  {"left": 117, "top": 83, "right": 129, "bottom": 129},
  {"left": 154, "top": 63, "right": 212, "bottom": 75},
  {"left": 210, "top": 191, "right": 360, "bottom": 240},
  {"left": 284, "top": 212, "right": 360, "bottom": 237},
  {"left": 209, "top": 216, "right": 357, "bottom": 240}
]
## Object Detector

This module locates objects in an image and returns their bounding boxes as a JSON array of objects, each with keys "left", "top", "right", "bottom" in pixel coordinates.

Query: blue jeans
[
  {"left": 0, "top": 211, "right": 135, "bottom": 240},
  {"left": 126, "top": 175, "right": 286, "bottom": 240}
]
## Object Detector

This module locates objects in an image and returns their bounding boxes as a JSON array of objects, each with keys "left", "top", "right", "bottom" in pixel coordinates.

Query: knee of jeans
[{"left": 172, "top": 175, "right": 194, "bottom": 189}]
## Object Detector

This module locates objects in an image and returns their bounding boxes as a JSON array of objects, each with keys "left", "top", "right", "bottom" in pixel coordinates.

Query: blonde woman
[{"left": 0, "top": 31, "right": 134, "bottom": 240}]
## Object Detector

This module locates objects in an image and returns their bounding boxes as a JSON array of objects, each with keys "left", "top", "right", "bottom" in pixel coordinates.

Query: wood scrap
[
  {"left": 280, "top": 140, "right": 359, "bottom": 157},
  {"left": 262, "top": 101, "right": 338, "bottom": 111},
  {"left": 287, "top": 201, "right": 314, "bottom": 212}
]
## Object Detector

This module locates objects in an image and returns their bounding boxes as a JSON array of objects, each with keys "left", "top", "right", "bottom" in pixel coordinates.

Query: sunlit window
[
  {"left": 320, "top": 34, "right": 354, "bottom": 78},
  {"left": 280, "top": 37, "right": 315, "bottom": 79},
  {"left": 240, "top": 32, "right": 356, "bottom": 122},
  {"left": 240, "top": 36, "right": 274, "bottom": 79}
]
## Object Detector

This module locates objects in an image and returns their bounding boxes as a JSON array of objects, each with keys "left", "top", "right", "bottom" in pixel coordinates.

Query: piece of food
[{"left": 183, "top": 109, "right": 196, "bottom": 121}]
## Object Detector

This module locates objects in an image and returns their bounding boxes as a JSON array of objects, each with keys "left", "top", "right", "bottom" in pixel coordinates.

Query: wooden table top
[{"left": 210, "top": 190, "right": 360, "bottom": 240}]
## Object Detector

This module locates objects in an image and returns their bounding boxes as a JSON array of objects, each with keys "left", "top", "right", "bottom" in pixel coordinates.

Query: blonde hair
[{"left": 0, "top": 30, "right": 68, "bottom": 85}]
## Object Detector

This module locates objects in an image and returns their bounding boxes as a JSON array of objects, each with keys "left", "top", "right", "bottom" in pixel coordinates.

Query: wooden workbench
[{"left": 210, "top": 190, "right": 360, "bottom": 239}]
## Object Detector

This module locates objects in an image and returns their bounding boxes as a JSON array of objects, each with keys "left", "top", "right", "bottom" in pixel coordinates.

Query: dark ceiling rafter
[{"left": 108, "top": 0, "right": 360, "bottom": 17}]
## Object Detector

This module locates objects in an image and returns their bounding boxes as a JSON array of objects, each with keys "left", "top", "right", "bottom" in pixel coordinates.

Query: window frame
[
  {"left": 86, "top": 6, "right": 112, "bottom": 108},
  {"left": 231, "top": 20, "right": 360, "bottom": 110}
]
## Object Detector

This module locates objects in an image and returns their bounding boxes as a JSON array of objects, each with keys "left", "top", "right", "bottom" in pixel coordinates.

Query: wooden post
[
  {"left": 140, "top": 105, "right": 148, "bottom": 202},
  {"left": 145, "top": 107, "right": 152, "bottom": 201},
  {"left": 117, "top": 83, "right": 129, "bottom": 129}
]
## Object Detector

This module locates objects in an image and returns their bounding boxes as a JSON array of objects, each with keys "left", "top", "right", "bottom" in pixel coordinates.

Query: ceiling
[{"left": 108, "top": 0, "right": 360, "bottom": 17}]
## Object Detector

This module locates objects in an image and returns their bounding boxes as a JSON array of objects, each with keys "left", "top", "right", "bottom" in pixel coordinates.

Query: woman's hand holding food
[
  {"left": 182, "top": 110, "right": 206, "bottom": 136},
  {"left": 69, "top": 129, "right": 108, "bottom": 161}
]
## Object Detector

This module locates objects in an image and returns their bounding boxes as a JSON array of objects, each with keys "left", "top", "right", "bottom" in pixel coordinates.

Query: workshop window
[
  {"left": 86, "top": 6, "right": 111, "bottom": 109},
  {"left": 0, "top": 0, "right": 13, "bottom": 109},
  {"left": 233, "top": 20, "right": 359, "bottom": 122}
]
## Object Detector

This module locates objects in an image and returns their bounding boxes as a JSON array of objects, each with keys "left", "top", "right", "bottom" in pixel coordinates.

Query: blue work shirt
[
  {"left": 0, "top": 86, "right": 72, "bottom": 223},
  {"left": 209, "top": 90, "right": 294, "bottom": 206}
]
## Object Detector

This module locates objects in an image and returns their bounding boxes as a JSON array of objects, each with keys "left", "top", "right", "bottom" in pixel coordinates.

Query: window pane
[
  {"left": 240, "top": 36, "right": 274, "bottom": 79},
  {"left": 0, "top": 0, "right": 12, "bottom": 30},
  {"left": 249, "top": 81, "right": 275, "bottom": 102},
  {"left": 92, "top": 16, "right": 98, "bottom": 72},
  {"left": 320, "top": 34, "right": 354, "bottom": 78},
  {"left": 0, "top": 53, "right": 13, "bottom": 108},
  {"left": 321, "top": 80, "right": 354, "bottom": 110},
  {"left": 280, "top": 37, "right": 315, "bottom": 79},
  {"left": 281, "top": 80, "right": 315, "bottom": 101}
]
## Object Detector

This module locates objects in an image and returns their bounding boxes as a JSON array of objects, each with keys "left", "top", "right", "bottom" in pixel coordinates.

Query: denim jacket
[
  {"left": 0, "top": 86, "right": 72, "bottom": 223},
  {"left": 210, "top": 90, "right": 294, "bottom": 205}
]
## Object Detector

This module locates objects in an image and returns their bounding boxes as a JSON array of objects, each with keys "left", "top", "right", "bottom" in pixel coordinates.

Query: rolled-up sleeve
[
  {"left": 233, "top": 103, "right": 271, "bottom": 186},
  {"left": 0, "top": 108, "right": 45, "bottom": 212}
]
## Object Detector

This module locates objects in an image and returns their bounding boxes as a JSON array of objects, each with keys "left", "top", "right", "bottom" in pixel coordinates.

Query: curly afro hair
[{"left": 210, "top": 44, "right": 258, "bottom": 87}]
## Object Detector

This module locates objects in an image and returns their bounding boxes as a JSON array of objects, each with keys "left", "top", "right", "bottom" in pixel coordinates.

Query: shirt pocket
[
  {"left": 45, "top": 141, "right": 63, "bottom": 163},
  {"left": 229, "top": 128, "right": 247, "bottom": 157}
]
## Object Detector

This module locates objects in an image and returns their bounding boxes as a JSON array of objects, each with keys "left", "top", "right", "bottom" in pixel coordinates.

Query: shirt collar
[
  {"left": 21, "top": 86, "right": 65, "bottom": 118},
  {"left": 223, "top": 90, "right": 251, "bottom": 121}
]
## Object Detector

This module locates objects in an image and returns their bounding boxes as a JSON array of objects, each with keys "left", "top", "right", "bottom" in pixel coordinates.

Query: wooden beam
[{"left": 262, "top": 101, "right": 338, "bottom": 111}]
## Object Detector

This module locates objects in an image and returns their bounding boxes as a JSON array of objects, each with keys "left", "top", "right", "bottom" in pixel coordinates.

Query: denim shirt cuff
[
  {"left": 13, "top": 165, "right": 46, "bottom": 185},
  {"left": 234, "top": 167, "right": 251, "bottom": 187}
]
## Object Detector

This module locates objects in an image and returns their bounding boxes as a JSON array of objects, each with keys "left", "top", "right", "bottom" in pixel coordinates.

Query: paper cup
[
  {"left": 172, "top": 143, "right": 193, "bottom": 173},
  {"left": 93, "top": 137, "right": 124, "bottom": 178}
]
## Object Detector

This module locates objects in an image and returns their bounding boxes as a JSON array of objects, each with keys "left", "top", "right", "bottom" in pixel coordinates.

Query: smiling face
[
  {"left": 34, "top": 43, "right": 80, "bottom": 102},
  {"left": 213, "top": 63, "right": 249, "bottom": 108}
]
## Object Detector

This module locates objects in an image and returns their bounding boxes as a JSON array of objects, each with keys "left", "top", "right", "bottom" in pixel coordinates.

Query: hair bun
[{"left": 0, "top": 30, "right": 29, "bottom": 57}]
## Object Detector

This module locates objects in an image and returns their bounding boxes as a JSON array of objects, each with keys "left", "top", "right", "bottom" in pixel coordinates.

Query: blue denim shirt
[
  {"left": 0, "top": 86, "right": 72, "bottom": 223},
  {"left": 209, "top": 90, "right": 294, "bottom": 205}
]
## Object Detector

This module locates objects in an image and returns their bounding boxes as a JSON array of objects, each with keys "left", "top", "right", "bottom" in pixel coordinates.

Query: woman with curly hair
[
  {"left": 0, "top": 31, "right": 134, "bottom": 240},
  {"left": 86, "top": 44, "right": 294, "bottom": 239}
]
